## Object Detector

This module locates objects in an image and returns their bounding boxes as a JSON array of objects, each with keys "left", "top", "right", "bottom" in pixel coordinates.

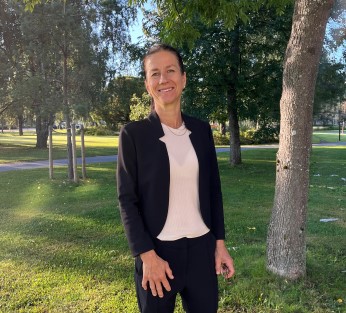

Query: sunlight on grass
[
  {"left": 0, "top": 147, "right": 345, "bottom": 312},
  {"left": 0, "top": 131, "right": 118, "bottom": 148},
  {"left": 0, "top": 132, "right": 118, "bottom": 164},
  {"left": 312, "top": 130, "right": 346, "bottom": 144}
]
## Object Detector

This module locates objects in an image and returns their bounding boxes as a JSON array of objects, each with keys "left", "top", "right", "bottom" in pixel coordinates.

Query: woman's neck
[{"left": 155, "top": 106, "right": 183, "bottom": 129}]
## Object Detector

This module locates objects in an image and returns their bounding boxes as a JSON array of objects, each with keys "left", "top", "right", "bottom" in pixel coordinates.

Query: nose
[{"left": 159, "top": 72, "right": 168, "bottom": 84}]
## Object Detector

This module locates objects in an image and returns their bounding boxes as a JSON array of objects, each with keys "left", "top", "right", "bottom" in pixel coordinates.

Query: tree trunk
[
  {"left": 18, "top": 114, "right": 24, "bottom": 136},
  {"left": 266, "top": 0, "right": 334, "bottom": 280},
  {"left": 63, "top": 48, "right": 73, "bottom": 180},
  {"left": 35, "top": 115, "right": 48, "bottom": 149},
  {"left": 62, "top": 1, "right": 73, "bottom": 180},
  {"left": 220, "top": 121, "right": 226, "bottom": 135},
  {"left": 227, "top": 25, "right": 241, "bottom": 165},
  {"left": 228, "top": 90, "right": 241, "bottom": 165},
  {"left": 66, "top": 114, "right": 73, "bottom": 180}
]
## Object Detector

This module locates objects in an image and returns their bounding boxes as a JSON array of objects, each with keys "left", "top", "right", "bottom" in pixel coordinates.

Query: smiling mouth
[{"left": 159, "top": 87, "right": 174, "bottom": 92}]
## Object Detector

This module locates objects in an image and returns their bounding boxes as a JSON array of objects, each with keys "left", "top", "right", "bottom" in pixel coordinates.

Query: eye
[
  {"left": 167, "top": 69, "right": 175, "bottom": 73},
  {"left": 151, "top": 72, "right": 159, "bottom": 77}
]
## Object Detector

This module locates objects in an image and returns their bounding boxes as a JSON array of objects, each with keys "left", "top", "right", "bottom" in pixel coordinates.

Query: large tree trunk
[
  {"left": 227, "top": 25, "right": 241, "bottom": 165},
  {"left": 267, "top": 0, "right": 334, "bottom": 279}
]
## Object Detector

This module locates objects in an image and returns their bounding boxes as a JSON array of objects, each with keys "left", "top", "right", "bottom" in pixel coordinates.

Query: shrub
[
  {"left": 213, "top": 131, "right": 230, "bottom": 145},
  {"left": 241, "top": 129, "right": 256, "bottom": 144},
  {"left": 241, "top": 125, "right": 279, "bottom": 144},
  {"left": 213, "top": 125, "right": 279, "bottom": 145}
]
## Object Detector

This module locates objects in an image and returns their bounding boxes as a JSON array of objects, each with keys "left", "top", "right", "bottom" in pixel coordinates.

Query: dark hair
[{"left": 142, "top": 43, "right": 185, "bottom": 78}]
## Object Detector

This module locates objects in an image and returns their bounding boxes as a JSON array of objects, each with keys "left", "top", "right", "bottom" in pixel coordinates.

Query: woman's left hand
[{"left": 215, "top": 240, "right": 235, "bottom": 279}]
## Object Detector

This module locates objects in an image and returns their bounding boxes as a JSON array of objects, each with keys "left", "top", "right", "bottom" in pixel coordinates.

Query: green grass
[
  {"left": 312, "top": 130, "right": 345, "bottom": 144},
  {"left": 0, "top": 136, "right": 345, "bottom": 312},
  {"left": 217, "top": 147, "right": 346, "bottom": 313},
  {"left": 0, "top": 131, "right": 118, "bottom": 164},
  {"left": 1, "top": 129, "right": 344, "bottom": 164}
]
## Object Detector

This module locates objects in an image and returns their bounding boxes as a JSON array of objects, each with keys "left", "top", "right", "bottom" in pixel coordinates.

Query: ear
[
  {"left": 183, "top": 72, "right": 187, "bottom": 88},
  {"left": 145, "top": 79, "right": 151, "bottom": 95}
]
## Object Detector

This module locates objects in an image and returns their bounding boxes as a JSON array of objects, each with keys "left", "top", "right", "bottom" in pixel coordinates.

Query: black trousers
[{"left": 134, "top": 232, "right": 218, "bottom": 313}]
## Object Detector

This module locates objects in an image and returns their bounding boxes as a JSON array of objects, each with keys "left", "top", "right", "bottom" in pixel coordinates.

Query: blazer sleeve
[
  {"left": 208, "top": 124, "right": 226, "bottom": 240},
  {"left": 117, "top": 125, "right": 155, "bottom": 256}
]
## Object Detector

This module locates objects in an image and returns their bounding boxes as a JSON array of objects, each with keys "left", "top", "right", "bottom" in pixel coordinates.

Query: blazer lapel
[{"left": 147, "top": 111, "right": 165, "bottom": 138}]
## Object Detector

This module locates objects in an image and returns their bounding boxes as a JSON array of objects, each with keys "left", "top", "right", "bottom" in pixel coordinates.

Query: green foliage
[
  {"left": 22, "top": 0, "right": 42, "bottom": 12},
  {"left": 133, "top": 0, "right": 293, "bottom": 46},
  {"left": 214, "top": 125, "right": 279, "bottom": 146},
  {"left": 241, "top": 125, "right": 280, "bottom": 144},
  {"left": 326, "top": 4, "right": 346, "bottom": 60},
  {"left": 93, "top": 76, "right": 146, "bottom": 129},
  {"left": 137, "top": 4, "right": 292, "bottom": 126},
  {"left": 1, "top": 0, "right": 135, "bottom": 145},
  {"left": 314, "top": 53, "right": 346, "bottom": 114},
  {"left": 82, "top": 127, "right": 117, "bottom": 136},
  {"left": 129, "top": 92, "right": 151, "bottom": 121},
  {"left": 212, "top": 130, "right": 230, "bottom": 145}
]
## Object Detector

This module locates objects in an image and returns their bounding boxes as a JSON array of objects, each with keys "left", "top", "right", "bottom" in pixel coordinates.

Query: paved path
[{"left": 0, "top": 142, "right": 345, "bottom": 173}]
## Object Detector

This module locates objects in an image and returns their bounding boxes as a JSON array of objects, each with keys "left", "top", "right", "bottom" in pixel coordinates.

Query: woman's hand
[
  {"left": 215, "top": 240, "right": 235, "bottom": 279},
  {"left": 140, "top": 250, "right": 174, "bottom": 298}
]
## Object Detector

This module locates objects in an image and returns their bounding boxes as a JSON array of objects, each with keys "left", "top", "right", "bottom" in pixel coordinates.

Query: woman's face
[{"left": 144, "top": 50, "right": 186, "bottom": 110}]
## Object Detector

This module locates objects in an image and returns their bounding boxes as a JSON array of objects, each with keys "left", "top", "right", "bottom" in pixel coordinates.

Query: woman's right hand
[{"left": 140, "top": 250, "right": 174, "bottom": 298}]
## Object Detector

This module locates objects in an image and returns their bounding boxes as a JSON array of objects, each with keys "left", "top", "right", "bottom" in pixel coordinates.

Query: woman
[{"left": 117, "top": 44, "right": 235, "bottom": 313}]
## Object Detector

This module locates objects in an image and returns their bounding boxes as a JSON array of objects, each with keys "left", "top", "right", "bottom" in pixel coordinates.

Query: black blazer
[{"left": 117, "top": 111, "right": 225, "bottom": 257}]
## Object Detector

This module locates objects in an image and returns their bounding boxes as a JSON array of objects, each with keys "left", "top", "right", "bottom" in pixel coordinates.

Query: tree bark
[
  {"left": 62, "top": 1, "right": 73, "bottom": 180},
  {"left": 64, "top": 53, "right": 73, "bottom": 180},
  {"left": 227, "top": 25, "right": 242, "bottom": 165},
  {"left": 267, "top": 0, "right": 334, "bottom": 279},
  {"left": 35, "top": 115, "right": 48, "bottom": 149},
  {"left": 18, "top": 114, "right": 24, "bottom": 136},
  {"left": 228, "top": 89, "right": 241, "bottom": 165}
]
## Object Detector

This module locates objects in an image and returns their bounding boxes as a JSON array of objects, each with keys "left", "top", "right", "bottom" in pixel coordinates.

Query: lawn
[
  {"left": 312, "top": 130, "right": 345, "bottom": 144},
  {"left": 0, "top": 135, "right": 345, "bottom": 312},
  {"left": 0, "top": 129, "right": 344, "bottom": 164},
  {"left": 0, "top": 130, "right": 118, "bottom": 164}
]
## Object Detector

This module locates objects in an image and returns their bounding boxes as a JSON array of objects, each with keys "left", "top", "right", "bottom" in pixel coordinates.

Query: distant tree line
[
  {"left": 0, "top": 0, "right": 136, "bottom": 149},
  {"left": 1, "top": 0, "right": 344, "bottom": 148}
]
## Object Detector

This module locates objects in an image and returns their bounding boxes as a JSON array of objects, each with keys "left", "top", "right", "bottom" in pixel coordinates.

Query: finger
[
  {"left": 141, "top": 277, "right": 148, "bottom": 290},
  {"left": 161, "top": 278, "right": 171, "bottom": 292},
  {"left": 227, "top": 266, "right": 235, "bottom": 278},
  {"left": 149, "top": 281, "right": 157, "bottom": 297},
  {"left": 215, "top": 259, "right": 222, "bottom": 275},
  {"left": 155, "top": 283, "right": 164, "bottom": 298},
  {"left": 165, "top": 263, "right": 174, "bottom": 280},
  {"left": 223, "top": 263, "right": 235, "bottom": 279}
]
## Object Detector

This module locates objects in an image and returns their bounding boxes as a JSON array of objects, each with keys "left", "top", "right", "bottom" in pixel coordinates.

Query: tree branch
[
  {"left": 172, "top": 0, "right": 181, "bottom": 15},
  {"left": 0, "top": 103, "right": 13, "bottom": 116}
]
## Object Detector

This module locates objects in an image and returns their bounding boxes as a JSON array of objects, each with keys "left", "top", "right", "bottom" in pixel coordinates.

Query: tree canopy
[
  {"left": 0, "top": 0, "right": 135, "bottom": 146},
  {"left": 93, "top": 76, "right": 146, "bottom": 129}
]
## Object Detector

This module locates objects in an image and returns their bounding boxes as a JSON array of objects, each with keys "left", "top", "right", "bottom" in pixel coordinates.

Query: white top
[{"left": 157, "top": 123, "right": 210, "bottom": 241}]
